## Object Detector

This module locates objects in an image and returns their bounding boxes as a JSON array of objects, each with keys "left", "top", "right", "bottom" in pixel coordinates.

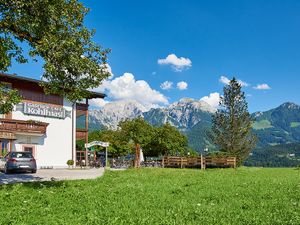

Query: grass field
[
  {"left": 253, "top": 120, "right": 274, "bottom": 130},
  {"left": 291, "top": 122, "right": 300, "bottom": 128},
  {"left": 0, "top": 168, "right": 300, "bottom": 225}
]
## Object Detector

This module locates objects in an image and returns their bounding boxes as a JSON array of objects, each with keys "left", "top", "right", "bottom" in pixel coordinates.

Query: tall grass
[{"left": 0, "top": 168, "right": 299, "bottom": 224}]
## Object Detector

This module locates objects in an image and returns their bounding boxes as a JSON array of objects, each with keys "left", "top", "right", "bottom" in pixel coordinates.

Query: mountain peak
[
  {"left": 89, "top": 99, "right": 145, "bottom": 130},
  {"left": 279, "top": 102, "right": 300, "bottom": 110},
  {"left": 178, "top": 98, "right": 195, "bottom": 103},
  {"left": 171, "top": 98, "right": 216, "bottom": 113}
]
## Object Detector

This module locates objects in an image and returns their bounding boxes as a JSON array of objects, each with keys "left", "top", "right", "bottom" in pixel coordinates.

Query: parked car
[{"left": 0, "top": 152, "right": 37, "bottom": 174}]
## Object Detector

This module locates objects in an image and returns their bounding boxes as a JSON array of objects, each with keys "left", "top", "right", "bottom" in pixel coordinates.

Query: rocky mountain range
[
  {"left": 88, "top": 99, "right": 300, "bottom": 152},
  {"left": 89, "top": 100, "right": 146, "bottom": 130}
]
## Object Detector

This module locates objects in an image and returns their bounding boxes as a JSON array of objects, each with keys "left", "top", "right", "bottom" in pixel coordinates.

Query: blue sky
[{"left": 7, "top": 0, "right": 300, "bottom": 112}]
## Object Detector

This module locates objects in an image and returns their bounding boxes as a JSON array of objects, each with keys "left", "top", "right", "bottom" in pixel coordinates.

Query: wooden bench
[{"left": 162, "top": 156, "right": 236, "bottom": 169}]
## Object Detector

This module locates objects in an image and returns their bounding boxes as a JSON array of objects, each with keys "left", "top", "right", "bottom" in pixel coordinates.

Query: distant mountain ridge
[
  {"left": 88, "top": 99, "right": 300, "bottom": 152},
  {"left": 252, "top": 102, "right": 300, "bottom": 147},
  {"left": 89, "top": 100, "right": 146, "bottom": 130},
  {"left": 144, "top": 98, "right": 215, "bottom": 129}
]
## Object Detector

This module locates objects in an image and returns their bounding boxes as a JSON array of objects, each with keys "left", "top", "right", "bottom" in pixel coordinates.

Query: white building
[{"left": 0, "top": 73, "right": 104, "bottom": 168}]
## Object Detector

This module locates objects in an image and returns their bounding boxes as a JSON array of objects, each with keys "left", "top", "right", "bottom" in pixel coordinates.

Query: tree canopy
[
  {"left": 88, "top": 130, "right": 132, "bottom": 158},
  {"left": 145, "top": 122, "right": 188, "bottom": 156},
  {"left": 83, "top": 118, "right": 190, "bottom": 166},
  {"left": 211, "top": 77, "right": 257, "bottom": 165},
  {"left": 0, "top": 0, "right": 110, "bottom": 102},
  {"left": 118, "top": 117, "right": 155, "bottom": 149},
  {"left": 0, "top": 83, "right": 21, "bottom": 114}
]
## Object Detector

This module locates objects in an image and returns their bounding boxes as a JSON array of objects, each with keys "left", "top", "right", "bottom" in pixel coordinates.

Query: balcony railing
[{"left": 0, "top": 119, "right": 48, "bottom": 134}]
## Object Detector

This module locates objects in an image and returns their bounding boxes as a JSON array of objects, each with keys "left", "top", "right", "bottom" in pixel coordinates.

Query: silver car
[{"left": 0, "top": 152, "right": 37, "bottom": 174}]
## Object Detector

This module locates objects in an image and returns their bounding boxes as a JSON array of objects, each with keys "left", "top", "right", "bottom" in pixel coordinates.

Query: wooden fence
[{"left": 162, "top": 156, "right": 236, "bottom": 169}]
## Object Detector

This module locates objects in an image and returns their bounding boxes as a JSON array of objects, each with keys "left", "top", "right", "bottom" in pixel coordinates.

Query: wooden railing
[
  {"left": 0, "top": 118, "right": 48, "bottom": 134},
  {"left": 162, "top": 156, "right": 236, "bottom": 169},
  {"left": 203, "top": 157, "right": 237, "bottom": 169}
]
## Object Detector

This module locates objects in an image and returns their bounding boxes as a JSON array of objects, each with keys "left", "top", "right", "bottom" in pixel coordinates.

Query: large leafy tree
[
  {"left": 118, "top": 117, "right": 155, "bottom": 168},
  {"left": 0, "top": 83, "right": 21, "bottom": 114},
  {"left": 145, "top": 123, "right": 188, "bottom": 157},
  {"left": 88, "top": 130, "right": 132, "bottom": 157},
  {"left": 0, "top": 0, "right": 110, "bottom": 102},
  {"left": 211, "top": 77, "right": 257, "bottom": 165}
]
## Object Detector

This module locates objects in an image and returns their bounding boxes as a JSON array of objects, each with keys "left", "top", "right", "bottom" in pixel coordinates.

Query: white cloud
[
  {"left": 95, "top": 72, "right": 169, "bottom": 109},
  {"left": 253, "top": 84, "right": 271, "bottom": 90},
  {"left": 177, "top": 81, "right": 188, "bottom": 90},
  {"left": 219, "top": 76, "right": 249, "bottom": 87},
  {"left": 89, "top": 98, "right": 109, "bottom": 108},
  {"left": 158, "top": 54, "right": 192, "bottom": 72},
  {"left": 219, "top": 76, "right": 231, "bottom": 85},
  {"left": 238, "top": 80, "right": 249, "bottom": 87},
  {"left": 101, "top": 63, "right": 113, "bottom": 79},
  {"left": 200, "top": 92, "right": 220, "bottom": 109},
  {"left": 160, "top": 81, "right": 173, "bottom": 90}
]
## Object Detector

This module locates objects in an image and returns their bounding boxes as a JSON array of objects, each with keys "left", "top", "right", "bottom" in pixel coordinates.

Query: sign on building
[
  {"left": 85, "top": 141, "right": 110, "bottom": 148},
  {"left": 23, "top": 102, "right": 71, "bottom": 119}
]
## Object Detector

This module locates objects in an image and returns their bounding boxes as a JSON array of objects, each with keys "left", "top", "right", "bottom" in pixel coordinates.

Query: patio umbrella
[{"left": 140, "top": 148, "right": 144, "bottom": 163}]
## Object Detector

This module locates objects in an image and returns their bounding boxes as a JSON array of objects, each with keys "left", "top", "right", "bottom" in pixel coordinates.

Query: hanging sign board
[{"left": 85, "top": 141, "right": 109, "bottom": 148}]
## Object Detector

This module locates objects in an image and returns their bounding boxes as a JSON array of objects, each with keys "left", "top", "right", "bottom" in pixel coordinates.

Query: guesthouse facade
[{"left": 0, "top": 73, "right": 104, "bottom": 168}]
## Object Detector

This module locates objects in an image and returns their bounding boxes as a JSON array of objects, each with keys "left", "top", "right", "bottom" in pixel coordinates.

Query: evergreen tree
[{"left": 211, "top": 77, "right": 257, "bottom": 165}]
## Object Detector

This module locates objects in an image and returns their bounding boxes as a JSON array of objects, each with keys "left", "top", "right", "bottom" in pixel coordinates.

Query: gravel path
[{"left": 0, "top": 168, "right": 105, "bottom": 185}]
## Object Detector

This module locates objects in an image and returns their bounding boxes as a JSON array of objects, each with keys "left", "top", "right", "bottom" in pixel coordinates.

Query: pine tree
[{"left": 211, "top": 77, "right": 257, "bottom": 165}]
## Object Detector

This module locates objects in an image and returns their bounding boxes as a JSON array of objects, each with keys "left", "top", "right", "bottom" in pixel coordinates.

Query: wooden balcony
[
  {"left": 0, "top": 119, "right": 48, "bottom": 134},
  {"left": 76, "top": 128, "right": 88, "bottom": 141}
]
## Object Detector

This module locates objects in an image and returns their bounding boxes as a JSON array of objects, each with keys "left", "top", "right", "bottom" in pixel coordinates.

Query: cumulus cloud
[
  {"left": 219, "top": 75, "right": 249, "bottom": 87},
  {"left": 200, "top": 92, "right": 221, "bottom": 109},
  {"left": 95, "top": 73, "right": 168, "bottom": 109},
  {"left": 100, "top": 63, "right": 113, "bottom": 79},
  {"left": 177, "top": 81, "right": 188, "bottom": 90},
  {"left": 160, "top": 81, "right": 173, "bottom": 90},
  {"left": 158, "top": 54, "right": 192, "bottom": 72},
  {"left": 238, "top": 80, "right": 249, "bottom": 87},
  {"left": 253, "top": 83, "right": 271, "bottom": 90},
  {"left": 219, "top": 76, "right": 230, "bottom": 85},
  {"left": 89, "top": 98, "right": 109, "bottom": 107}
]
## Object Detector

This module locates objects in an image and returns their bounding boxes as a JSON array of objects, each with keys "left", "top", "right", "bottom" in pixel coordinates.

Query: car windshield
[{"left": 10, "top": 152, "right": 33, "bottom": 158}]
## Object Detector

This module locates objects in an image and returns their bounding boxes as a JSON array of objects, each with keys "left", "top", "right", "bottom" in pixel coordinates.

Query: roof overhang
[{"left": 0, "top": 72, "right": 106, "bottom": 99}]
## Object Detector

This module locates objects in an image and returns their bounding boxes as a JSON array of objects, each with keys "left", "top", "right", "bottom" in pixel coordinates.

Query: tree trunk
[{"left": 134, "top": 143, "right": 141, "bottom": 168}]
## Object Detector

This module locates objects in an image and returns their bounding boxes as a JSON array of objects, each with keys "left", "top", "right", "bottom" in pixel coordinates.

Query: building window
[
  {"left": 0, "top": 139, "right": 9, "bottom": 156},
  {"left": 23, "top": 145, "right": 35, "bottom": 157},
  {"left": 76, "top": 109, "right": 88, "bottom": 130}
]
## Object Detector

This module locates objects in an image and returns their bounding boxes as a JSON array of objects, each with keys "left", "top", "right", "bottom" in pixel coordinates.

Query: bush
[{"left": 67, "top": 159, "right": 74, "bottom": 167}]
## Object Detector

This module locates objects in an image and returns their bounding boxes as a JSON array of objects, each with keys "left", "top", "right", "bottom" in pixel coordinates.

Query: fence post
[
  {"left": 200, "top": 154, "right": 204, "bottom": 170},
  {"left": 162, "top": 156, "right": 165, "bottom": 168}
]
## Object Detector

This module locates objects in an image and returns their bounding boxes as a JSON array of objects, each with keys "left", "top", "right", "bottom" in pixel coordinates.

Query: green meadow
[{"left": 0, "top": 168, "right": 300, "bottom": 225}]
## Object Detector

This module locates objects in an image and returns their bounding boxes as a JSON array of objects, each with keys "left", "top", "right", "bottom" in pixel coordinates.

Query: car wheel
[
  {"left": 4, "top": 165, "right": 10, "bottom": 174},
  {"left": 31, "top": 170, "right": 37, "bottom": 174}
]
